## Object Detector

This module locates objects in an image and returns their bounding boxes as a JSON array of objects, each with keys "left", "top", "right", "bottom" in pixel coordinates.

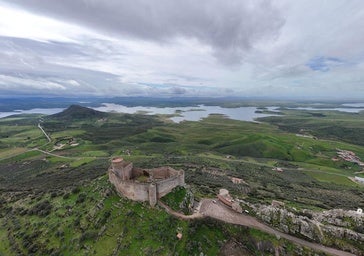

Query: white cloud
[
  {"left": 0, "top": 74, "right": 66, "bottom": 90},
  {"left": 0, "top": 5, "right": 80, "bottom": 42},
  {"left": 67, "top": 80, "right": 80, "bottom": 86}
]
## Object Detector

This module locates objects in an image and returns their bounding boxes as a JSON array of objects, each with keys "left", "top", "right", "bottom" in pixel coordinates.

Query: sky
[{"left": 0, "top": 0, "right": 364, "bottom": 99}]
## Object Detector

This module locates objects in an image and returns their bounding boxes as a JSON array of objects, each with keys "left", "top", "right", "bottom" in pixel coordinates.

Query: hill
[{"left": 49, "top": 105, "right": 107, "bottom": 120}]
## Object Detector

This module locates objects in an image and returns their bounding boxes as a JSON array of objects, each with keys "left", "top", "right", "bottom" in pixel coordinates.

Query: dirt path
[
  {"left": 198, "top": 199, "right": 355, "bottom": 256},
  {"left": 158, "top": 201, "right": 203, "bottom": 220},
  {"left": 32, "top": 148, "right": 74, "bottom": 159},
  {"left": 38, "top": 123, "right": 51, "bottom": 142}
]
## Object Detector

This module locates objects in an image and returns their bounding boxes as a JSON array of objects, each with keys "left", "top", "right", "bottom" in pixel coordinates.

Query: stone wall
[
  {"left": 156, "top": 173, "right": 185, "bottom": 198},
  {"left": 150, "top": 167, "right": 176, "bottom": 179},
  {"left": 111, "top": 160, "right": 133, "bottom": 181},
  {"left": 121, "top": 162, "right": 133, "bottom": 180},
  {"left": 148, "top": 183, "right": 157, "bottom": 207},
  {"left": 109, "top": 171, "right": 149, "bottom": 201}
]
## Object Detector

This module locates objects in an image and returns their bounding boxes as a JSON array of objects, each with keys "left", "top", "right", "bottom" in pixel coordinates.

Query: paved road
[{"left": 198, "top": 199, "right": 355, "bottom": 256}]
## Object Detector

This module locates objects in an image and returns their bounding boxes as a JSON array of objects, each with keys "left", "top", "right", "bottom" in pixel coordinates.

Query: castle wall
[
  {"left": 109, "top": 160, "right": 185, "bottom": 206},
  {"left": 121, "top": 162, "right": 133, "bottom": 180},
  {"left": 149, "top": 167, "right": 174, "bottom": 179},
  {"left": 148, "top": 183, "right": 157, "bottom": 207},
  {"left": 131, "top": 167, "right": 144, "bottom": 179},
  {"left": 156, "top": 172, "right": 185, "bottom": 198},
  {"left": 111, "top": 161, "right": 133, "bottom": 181},
  {"left": 109, "top": 171, "right": 149, "bottom": 201}
]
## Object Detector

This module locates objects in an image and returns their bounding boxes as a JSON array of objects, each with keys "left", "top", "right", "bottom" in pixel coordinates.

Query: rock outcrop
[{"left": 250, "top": 204, "right": 364, "bottom": 255}]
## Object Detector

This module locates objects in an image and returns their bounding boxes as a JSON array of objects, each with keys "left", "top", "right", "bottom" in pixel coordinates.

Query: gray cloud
[
  {"left": 5, "top": 0, "right": 284, "bottom": 65},
  {"left": 1, "top": 1, "right": 364, "bottom": 99},
  {"left": 169, "top": 86, "right": 187, "bottom": 95}
]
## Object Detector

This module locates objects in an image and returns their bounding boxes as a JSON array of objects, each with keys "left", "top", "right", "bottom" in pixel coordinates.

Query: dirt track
[
  {"left": 158, "top": 201, "right": 203, "bottom": 220},
  {"left": 158, "top": 198, "right": 356, "bottom": 255},
  {"left": 198, "top": 199, "right": 355, "bottom": 256}
]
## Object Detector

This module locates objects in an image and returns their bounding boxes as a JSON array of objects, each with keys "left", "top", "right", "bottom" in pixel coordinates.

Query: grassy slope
[
  {"left": 261, "top": 109, "right": 364, "bottom": 146},
  {"left": 0, "top": 175, "right": 310, "bottom": 256}
]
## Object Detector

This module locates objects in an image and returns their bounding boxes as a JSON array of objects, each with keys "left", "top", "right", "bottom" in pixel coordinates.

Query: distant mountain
[{"left": 49, "top": 105, "right": 107, "bottom": 120}]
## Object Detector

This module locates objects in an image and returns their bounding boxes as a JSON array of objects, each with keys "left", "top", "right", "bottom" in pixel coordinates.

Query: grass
[
  {"left": 0, "top": 147, "right": 28, "bottom": 160},
  {"left": 81, "top": 150, "right": 109, "bottom": 157},
  {"left": 160, "top": 186, "right": 187, "bottom": 211},
  {"left": 303, "top": 170, "right": 355, "bottom": 186},
  {"left": 0, "top": 229, "right": 11, "bottom": 255},
  {"left": 69, "top": 157, "right": 95, "bottom": 168},
  {"left": 0, "top": 175, "right": 282, "bottom": 256}
]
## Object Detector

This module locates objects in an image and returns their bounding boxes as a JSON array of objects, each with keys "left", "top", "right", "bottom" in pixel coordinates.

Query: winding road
[{"left": 160, "top": 198, "right": 356, "bottom": 256}]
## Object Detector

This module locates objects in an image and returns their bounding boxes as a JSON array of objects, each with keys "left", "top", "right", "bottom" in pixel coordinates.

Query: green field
[{"left": 0, "top": 104, "right": 364, "bottom": 255}]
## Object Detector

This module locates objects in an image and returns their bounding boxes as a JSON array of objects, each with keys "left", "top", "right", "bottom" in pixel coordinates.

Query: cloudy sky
[{"left": 0, "top": 0, "right": 363, "bottom": 99}]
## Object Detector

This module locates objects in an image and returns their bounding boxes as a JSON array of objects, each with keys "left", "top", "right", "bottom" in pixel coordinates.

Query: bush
[
  {"left": 80, "top": 230, "right": 98, "bottom": 243},
  {"left": 63, "top": 193, "right": 70, "bottom": 200},
  {"left": 28, "top": 200, "right": 53, "bottom": 217},
  {"left": 72, "top": 187, "right": 81, "bottom": 194},
  {"left": 354, "top": 225, "right": 364, "bottom": 233},
  {"left": 76, "top": 193, "right": 87, "bottom": 204}
]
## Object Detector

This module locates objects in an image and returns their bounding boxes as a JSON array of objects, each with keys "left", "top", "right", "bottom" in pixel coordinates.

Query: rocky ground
[{"left": 252, "top": 203, "right": 364, "bottom": 255}]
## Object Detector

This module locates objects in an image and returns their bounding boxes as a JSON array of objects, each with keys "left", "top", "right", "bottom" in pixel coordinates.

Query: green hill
[{"left": 49, "top": 105, "right": 107, "bottom": 120}]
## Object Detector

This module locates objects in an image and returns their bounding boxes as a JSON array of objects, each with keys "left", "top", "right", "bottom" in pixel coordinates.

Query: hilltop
[{"left": 49, "top": 105, "right": 107, "bottom": 120}]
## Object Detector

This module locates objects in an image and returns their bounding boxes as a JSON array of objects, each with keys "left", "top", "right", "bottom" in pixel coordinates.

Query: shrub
[
  {"left": 76, "top": 193, "right": 86, "bottom": 204},
  {"left": 28, "top": 200, "right": 53, "bottom": 217},
  {"left": 80, "top": 230, "right": 98, "bottom": 243},
  {"left": 72, "top": 187, "right": 81, "bottom": 194},
  {"left": 63, "top": 193, "right": 70, "bottom": 200}
]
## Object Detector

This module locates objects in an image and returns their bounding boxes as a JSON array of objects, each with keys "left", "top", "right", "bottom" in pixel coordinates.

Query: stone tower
[{"left": 111, "top": 157, "right": 133, "bottom": 180}]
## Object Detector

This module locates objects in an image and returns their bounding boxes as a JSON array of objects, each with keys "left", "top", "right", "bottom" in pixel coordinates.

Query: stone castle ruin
[{"left": 108, "top": 157, "right": 185, "bottom": 206}]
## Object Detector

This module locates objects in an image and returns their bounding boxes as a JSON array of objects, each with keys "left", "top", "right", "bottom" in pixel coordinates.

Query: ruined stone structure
[
  {"left": 217, "top": 188, "right": 243, "bottom": 213},
  {"left": 108, "top": 157, "right": 185, "bottom": 206}
]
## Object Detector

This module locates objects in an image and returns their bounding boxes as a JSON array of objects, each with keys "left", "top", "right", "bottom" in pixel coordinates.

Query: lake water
[
  {"left": 342, "top": 103, "right": 364, "bottom": 107},
  {"left": 93, "top": 103, "right": 278, "bottom": 123},
  {"left": 1, "top": 103, "right": 363, "bottom": 122},
  {"left": 287, "top": 107, "right": 364, "bottom": 113},
  {"left": 0, "top": 108, "right": 64, "bottom": 119}
]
